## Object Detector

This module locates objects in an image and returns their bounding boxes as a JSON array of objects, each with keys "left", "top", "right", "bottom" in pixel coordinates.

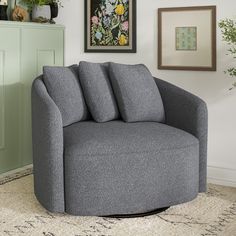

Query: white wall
[{"left": 56, "top": 0, "right": 236, "bottom": 186}]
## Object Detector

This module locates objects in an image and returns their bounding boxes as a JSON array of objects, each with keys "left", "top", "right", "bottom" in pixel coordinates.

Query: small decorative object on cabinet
[
  {"left": 0, "top": 0, "right": 8, "bottom": 20},
  {"left": 85, "top": 0, "right": 136, "bottom": 53},
  {"left": 0, "top": 21, "right": 64, "bottom": 174},
  {"left": 158, "top": 6, "right": 216, "bottom": 71},
  {"left": 49, "top": 1, "right": 58, "bottom": 22},
  {"left": 32, "top": 4, "right": 51, "bottom": 22},
  {"left": 12, "top": 0, "right": 29, "bottom": 22},
  {"left": 20, "top": 0, "right": 62, "bottom": 23}
]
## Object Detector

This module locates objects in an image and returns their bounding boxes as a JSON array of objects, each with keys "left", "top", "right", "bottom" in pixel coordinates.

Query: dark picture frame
[
  {"left": 85, "top": 0, "right": 136, "bottom": 53},
  {"left": 158, "top": 6, "right": 216, "bottom": 71}
]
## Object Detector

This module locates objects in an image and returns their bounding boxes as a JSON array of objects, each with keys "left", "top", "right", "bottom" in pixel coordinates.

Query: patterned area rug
[{"left": 0, "top": 174, "right": 235, "bottom": 236}]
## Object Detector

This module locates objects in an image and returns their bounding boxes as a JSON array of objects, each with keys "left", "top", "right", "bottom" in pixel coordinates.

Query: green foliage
[
  {"left": 21, "top": 0, "right": 51, "bottom": 7},
  {"left": 219, "top": 19, "right": 236, "bottom": 84},
  {"left": 219, "top": 19, "right": 236, "bottom": 43}
]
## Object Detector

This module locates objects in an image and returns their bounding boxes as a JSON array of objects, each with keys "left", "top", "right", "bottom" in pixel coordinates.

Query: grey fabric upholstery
[
  {"left": 31, "top": 76, "right": 64, "bottom": 212},
  {"left": 64, "top": 121, "right": 198, "bottom": 156},
  {"left": 78, "top": 61, "right": 119, "bottom": 122},
  {"left": 154, "top": 77, "right": 208, "bottom": 192},
  {"left": 109, "top": 63, "right": 165, "bottom": 122},
  {"left": 64, "top": 121, "right": 199, "bottom": 215},
  {"left": 31, "top": 67, "right": 208, "bottom": 216},
  {"left": 43, "top": 66, "right": 89, "bottom": 127}
]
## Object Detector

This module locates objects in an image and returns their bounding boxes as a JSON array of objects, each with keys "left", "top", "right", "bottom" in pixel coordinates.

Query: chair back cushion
[
  {"left": 109, "top": 62, "right": 165, "bottom": 122},
  {"left": 43, "top": 65, "right": 89, "bottom": 126},
  {"left": 78, "top": 61, "right": 119, "bottom": 122}
]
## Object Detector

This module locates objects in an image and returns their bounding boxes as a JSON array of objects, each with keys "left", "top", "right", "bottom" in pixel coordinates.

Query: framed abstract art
[
  {"left": 85, "top": 0, "right": 136, "bottom": 53},
  {"left": 158, "top": 6, "right": 216, "bottom": 71}
]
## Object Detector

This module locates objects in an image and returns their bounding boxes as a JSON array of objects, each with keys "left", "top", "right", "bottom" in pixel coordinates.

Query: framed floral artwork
[
  {"left": 158, "top": 6, "right": 216, "bottom": 71},
  {"left": 85, "top": 0, "right": 136, "bottom": 53}
]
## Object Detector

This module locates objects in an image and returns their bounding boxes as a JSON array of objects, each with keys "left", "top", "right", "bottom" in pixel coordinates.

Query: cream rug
[{"left": 0, "top": 174, "right": 236, "bottom": 236}]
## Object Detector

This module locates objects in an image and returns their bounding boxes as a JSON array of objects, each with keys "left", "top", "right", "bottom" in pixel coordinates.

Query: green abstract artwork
[{"left": 176, "top": 27, "right": 197, "bottom": 50}]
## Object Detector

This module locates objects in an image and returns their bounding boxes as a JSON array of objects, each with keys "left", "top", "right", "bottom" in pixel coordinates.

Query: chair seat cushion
[
  {"left": 63, "top": 121, "right": 199, "bottom": 216},
  {"left": 64, "top": 121, "right": 198, "bottom": 156}
]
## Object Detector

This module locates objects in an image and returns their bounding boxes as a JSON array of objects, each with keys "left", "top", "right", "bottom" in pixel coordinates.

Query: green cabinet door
[
  {"left": 0, "top": 27, "right": 21, "bottom": 173},
  {"left": 0, "top": 22, "right": 64, "bottom": 174},
  {"left": 21, "top": 27, "right": 64, "bottom": 166}
]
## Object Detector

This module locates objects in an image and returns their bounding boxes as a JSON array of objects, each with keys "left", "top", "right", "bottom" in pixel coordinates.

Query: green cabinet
[{"left": 0, "top": 21, "right": 64, "bottom": 174}]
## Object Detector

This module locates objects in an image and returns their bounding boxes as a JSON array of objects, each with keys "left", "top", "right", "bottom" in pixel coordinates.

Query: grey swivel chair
[{"left": 31, "top": 64, "right": 207, "bottom": 217}]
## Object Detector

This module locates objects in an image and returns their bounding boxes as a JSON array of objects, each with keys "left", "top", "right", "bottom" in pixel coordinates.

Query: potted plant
[
  {"left": 20, "top": 0, "right": 62, "bottom": 22},
  {"left": 49, "top": 0, "right": 63, "bottom": 19},
  {"left": 219, "top": 18, "right": 236, "bottom": 89},
  {"left": 50, "top": 0, "right": 58, "bottom": 19}
]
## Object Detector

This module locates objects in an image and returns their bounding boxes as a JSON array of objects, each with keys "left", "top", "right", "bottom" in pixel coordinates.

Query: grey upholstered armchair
[{"left": 32, "top": 62, "right": 207, "bottom": 216}]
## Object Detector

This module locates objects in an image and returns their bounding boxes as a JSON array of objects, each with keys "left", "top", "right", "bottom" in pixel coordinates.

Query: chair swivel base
[{"left": 102, "top": 206, "right": 170, "bottom": 218}]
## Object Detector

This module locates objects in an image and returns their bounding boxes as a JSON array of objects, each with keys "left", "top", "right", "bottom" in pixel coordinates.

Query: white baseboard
[
  {"left": 0, "top": 164, "right": 33, "bottom": 184},
  {"left": 207, "top": 165, "right": 236, "bottom": 187}
]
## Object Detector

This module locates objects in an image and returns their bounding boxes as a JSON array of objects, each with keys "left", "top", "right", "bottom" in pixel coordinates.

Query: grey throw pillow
[
  {"left": 43, "top": 65, "right": 89, "bottom": 127},
  {"left": 109, "top": 62, "right": 165, "bottom": 122},
  {"left": 78, "top": 61, "right": 119, "bottom": 122}
]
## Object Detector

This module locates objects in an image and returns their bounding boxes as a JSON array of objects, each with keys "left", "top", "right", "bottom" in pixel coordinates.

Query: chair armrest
[
  {"left": 31, "top": 76, "right": 64, "bottom": 212},
  {"left": 154, "top": 77, "right": 208, "bottom": 192}
]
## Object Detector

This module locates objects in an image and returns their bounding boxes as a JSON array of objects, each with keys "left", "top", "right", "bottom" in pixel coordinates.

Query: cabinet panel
[
  {"left": 0, "top": 27, "right": 21, "bottom": 174},
  {"left": 37, "top": 50, "right": 56, "bottom": 74},
  {"left": 0, "top": 51, "right": 5, "bottom": 150},
  {"left": 21, "top": 28, "right": 64, "bottom": 165},
  {"left": 0, "top": 23, "right": 64, "bottom": 174}
]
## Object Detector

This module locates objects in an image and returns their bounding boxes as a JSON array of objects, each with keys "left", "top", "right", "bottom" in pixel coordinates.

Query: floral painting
[{"left": 85, "top": 0, "right": 136, "bottom": 52}]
